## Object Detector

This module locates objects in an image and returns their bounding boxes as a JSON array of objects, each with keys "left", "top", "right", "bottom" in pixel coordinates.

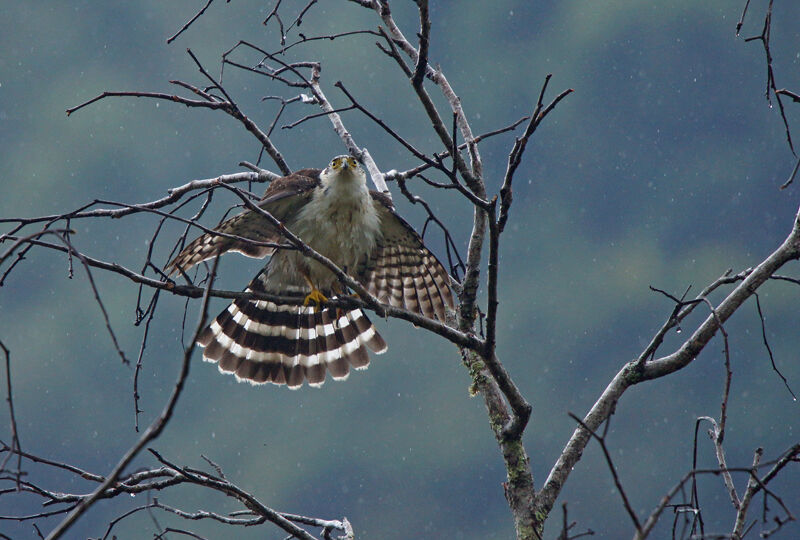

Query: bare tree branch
[
  {"left": 3, "top": 2, "right": 798, "bottom": 539},
  {"left": 45, "top": 257, "right": 220, "bottom": 539},
  {"left": 0, "top": 341, "right": 21, "bottom": 491},
  {"left": 568, "top": 414, "right": 641, "bottom": 533},
  {"left": 167, "top": 0, "right": 217, "bottom": 44},
  {"left": 66, "top": 53, "right": 291, "bottom": 175},
  {"left": 537, "top": 204, "right": 800, "bottom": 523}
]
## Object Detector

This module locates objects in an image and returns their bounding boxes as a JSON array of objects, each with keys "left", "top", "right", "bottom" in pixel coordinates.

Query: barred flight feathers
[
  {"left": 359, "top": 196, "right": 455, "bottom": 322},
  {"left": 166, "top": 170, "right": 321, "bottom": 275}
]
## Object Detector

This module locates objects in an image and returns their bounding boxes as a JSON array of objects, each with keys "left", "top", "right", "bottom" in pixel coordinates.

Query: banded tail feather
[{"left": 198, "top": 279, "right": 388, "bottom": 388}]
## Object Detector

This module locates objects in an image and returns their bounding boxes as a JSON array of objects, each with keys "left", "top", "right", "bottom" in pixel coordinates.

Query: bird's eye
[
  {"left": 332, "top": 158, "right": 341, "bottom": 169},
  {"left": 347, "top": 157, "right": 357, "bottom": 168}
]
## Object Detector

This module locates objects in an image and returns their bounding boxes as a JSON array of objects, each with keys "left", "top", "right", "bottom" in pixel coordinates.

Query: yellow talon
[
  {"left": 301, "top": 273, "right": 328, "bottom": 310},
  {"left": 303, "top": 287, "right": 329, "bottom": 310}
]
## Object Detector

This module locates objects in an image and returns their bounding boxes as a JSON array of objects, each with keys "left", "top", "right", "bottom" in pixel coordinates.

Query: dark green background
[{"left": 1, "top": 1, "right": 799, "bottom": 538}]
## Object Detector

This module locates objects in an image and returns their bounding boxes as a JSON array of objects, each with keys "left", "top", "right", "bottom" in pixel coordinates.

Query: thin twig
[
  {"left": 167, "top": 0, "right": 215, "bottom": 44},
  {"left": 568, "top": 414, "right": 642, "bottom": 533},
  {"left": 0, "top": 341, "right": 22, "bottom": 490},
  {"left": 133, "top": 290, "right": 160, "bottom": 432},
  {"left": 754, "top": 293, "right": 796, "bottom": 399}
]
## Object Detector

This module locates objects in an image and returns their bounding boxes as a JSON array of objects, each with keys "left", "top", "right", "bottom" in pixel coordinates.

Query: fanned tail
[{"left": 197, "top": 277, "right": 387, "bottom": 389}]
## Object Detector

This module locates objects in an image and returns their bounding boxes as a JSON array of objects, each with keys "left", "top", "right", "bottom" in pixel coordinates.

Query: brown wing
[
  {"left": 167, "top": 169, "right": 321, "bottom": 274},
  {"left": 358, "top": 193, "right": 455, "bottom": 321}
]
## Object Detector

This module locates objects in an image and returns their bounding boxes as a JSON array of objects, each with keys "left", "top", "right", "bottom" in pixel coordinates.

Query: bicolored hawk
[{"left": 169, "top": 155, "right": 454, "bottom": 388}]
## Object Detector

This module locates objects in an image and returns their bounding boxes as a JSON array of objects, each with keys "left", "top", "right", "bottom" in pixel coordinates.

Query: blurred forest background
[{"left": 1, "top": 1, "right": 799, "bottom": 538}]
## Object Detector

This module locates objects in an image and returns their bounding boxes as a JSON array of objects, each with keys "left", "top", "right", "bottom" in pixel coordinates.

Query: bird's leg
[
  {"left": 330, "top": 281, "right": 362, "bottom": 321},
  {"left": 301, "top": 272, "right": 328, "bottom": 310},
  {"left": 330, "top": 282, "right": 347, "bottom": 321}
]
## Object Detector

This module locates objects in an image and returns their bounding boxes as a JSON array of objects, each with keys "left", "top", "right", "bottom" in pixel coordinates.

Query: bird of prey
[{"left": 168, "top": 155, "right": 454, "bottom": 389}]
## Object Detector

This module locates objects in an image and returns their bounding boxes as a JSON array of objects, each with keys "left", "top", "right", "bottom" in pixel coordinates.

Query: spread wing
[
  {"left": 167, "top": 169, "right": 321, "bottom": 274},
  {"left": 358, "top": 193, "right": 455, "bottom": 321}
]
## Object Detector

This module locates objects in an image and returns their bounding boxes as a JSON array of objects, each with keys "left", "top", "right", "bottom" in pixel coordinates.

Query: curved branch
[{"left": 535, "top": 204, "right": 800, "bottom": 521}]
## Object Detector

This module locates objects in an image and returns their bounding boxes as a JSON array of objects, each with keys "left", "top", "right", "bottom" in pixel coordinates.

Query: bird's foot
[{"left": 303, "top": 287, "right": 329, "bottom": 311}]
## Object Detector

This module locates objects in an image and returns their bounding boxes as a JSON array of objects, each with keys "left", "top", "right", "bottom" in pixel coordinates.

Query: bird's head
[{"left": 321, "top": 155, "right": 365, "bottom": 186}]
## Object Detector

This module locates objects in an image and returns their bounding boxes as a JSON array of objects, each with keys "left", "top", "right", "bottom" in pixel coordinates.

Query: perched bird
[{"left": 168, "top": 155, "right": 454, "bottom": 388}]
